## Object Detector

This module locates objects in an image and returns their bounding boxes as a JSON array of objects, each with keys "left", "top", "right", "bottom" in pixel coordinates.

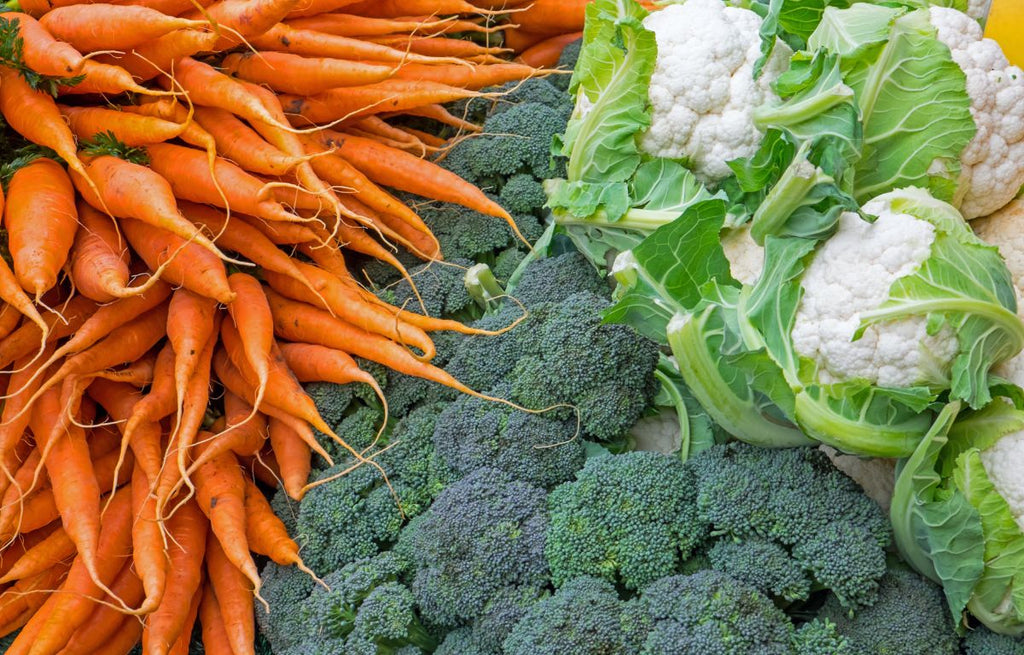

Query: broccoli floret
[
  {"left": 638, "top": 571, "right": 794, "bottom": 655},
  {"left": 395, "top": 468, "right": 550, "bottom": 627},
  {"left": 346, "top": 582, "right": 438, "bottom": 653},
  {"left": 403, "top": 197, "right": 540, "bottom": 264},
  {"left": 293, "top": 464, "right": 403, "bottom": 572},
  {"left": 791, "top": 619, "right": 852, "bottom": 655},
  {"left": 510, "top": 251, "right": 611, "bottom": 306},
  {"left": 257, "top": 562, "right": 317, "bottom": 652},
  {"left": 376, "top": 403, "right": 458, "bottom": 518},
  {"left": 303, "top": 381, "right": 355, "bottom": 432},
  {"left": 435, "top": 629, "right": 488, "bottom": 655},
  {"left": 492, "top": 246, "right": 526, "bottom": 283},
  {"left": 502, "top": 577, "right": 647, "bottom": 655},
  {"left": 545, "top": 452, "right": 705, "bottom": 591},
  {"left": 963, "top": 626, "right": 1024, "bottom": 654},
  {"left": 378, "top": 257, "right": 477, "bottom": 321},
  {"left": 817, "top": 561, "right": 960, "bottom": 655},
  {"left": 443, "top": 103, "right": 568, "bottom": 191},
  {"left": 688, "top": 443, "right": 891, "bottom": 609},
  {"left": 432, "top": 382, "right": 585, "bottom": 488},
  {"left": 469, "top": 586, "right": 547, "bottom": 654},
  {"left": 315, "top": 404, "right": 382, "bottom": 468},
  {"left": 552, "top": 40, "right": 582, "bottom": 90},
  {"left": 707, "top": 538, "right": 811, "bottom": 603},
  {"left": 489, "top": 78, "right": 574, "bottom": 119},
  {"left": 498, "top": 173, "right": 549, "bottom": 216}
]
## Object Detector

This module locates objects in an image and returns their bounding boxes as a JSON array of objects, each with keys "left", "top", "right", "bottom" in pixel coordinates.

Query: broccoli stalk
[{"left": 464, "top": 263, "right": 504, "bottom": 313}]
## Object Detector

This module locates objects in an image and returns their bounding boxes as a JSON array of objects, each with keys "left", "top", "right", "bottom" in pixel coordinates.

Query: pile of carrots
[{"left": 0, "top": 0, "right": 580, "bottom": 652}]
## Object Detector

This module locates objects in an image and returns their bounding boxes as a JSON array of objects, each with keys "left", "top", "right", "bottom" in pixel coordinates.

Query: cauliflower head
[
  {"left": 791, "top": 198, "right": 959, "bottom": 388},
  {"left": 639, "top": 0, "right": 792, "bottom": 185},
  {"left": 928, "top": 7, "right": 1024, "bottom": 219}
]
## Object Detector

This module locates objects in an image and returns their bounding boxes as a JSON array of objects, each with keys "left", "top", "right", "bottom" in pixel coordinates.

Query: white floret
[
  {"left": 720, "top": 224, "right": 764, "bottom": 285},
  {"left": 629, "top": 410, "right": 682, "bottom": 454},
  {"left": 980, "top": 427, "right": 1024, "bottom": 531},
  {"left": 791, "top": 202, "right": 959, "bottom": 387},
  {"left": 968, "top": 0, "right": 991, "bottom": 21},
  {"left": 639, "top": 0, "right": 792, "bottom": 185},
  {"left": 928, "top": 7, "right": 1024, "bottom": 219}
]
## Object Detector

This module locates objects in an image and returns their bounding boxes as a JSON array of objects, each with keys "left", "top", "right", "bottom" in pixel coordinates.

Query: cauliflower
[
  {"left": 629, "top": 410, "right": 682, "bottom": 454},
  {"left": 791, "top": 198, "right": 959, "bottom": 387},
  {"left": 928, "top": 7, "right": 1024, "bottom": 219},
  {"left": 721, "top": 224, "right": 764, "bottom": 285},
  {"left": 973, "top": 198, "right": 1024, "bottom": 385},
  {"left": 639, "top": 0, "right": 792, "bottom": 185}
]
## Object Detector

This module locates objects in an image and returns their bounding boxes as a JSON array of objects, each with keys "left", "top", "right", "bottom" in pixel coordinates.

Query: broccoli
[
  {"left": 375, "top": 257, "right": 477, "bottom": 321},
  {"left": 688, "top": 443, "right": 891, "bottom": 609},
  {"left": 375, "top": 403, "right": 458, "bottom": 518},
  {"left": 435, "top": 629, "right": 488, "bottom": 655},
  {"left": 502, "top": 577, "right": 648, "bottom": 655},
  {"left": 432, "top": 382, "right": 585, "bottom": 488},
  {"left": 638, "top": 570, "right": 795, "bottom": 655},
  {"left": 303, "top": 381, "right": 355, "bottom": 433},
  {"left": 256, "top": 561, "right": 317, "bottom": 652},
  {"left": 315, "top": 404, "right": 382, "bottom": 467},
  {"left": 707, "top": 538, "right": 811, "bottom": 603},
  {"left": 443, "top": 102, "right": 569, "bottom": 192},
  {"left": 509, "top": 251, "right": 611, "bottom": 306},
  {"left": 498, "top": 173, "right": 548, "bottom": 217},
  {"left": 963, "top": 626, "right": 1024, "bottom": 654},
  {"left": 817, "top": 561, "right": 960, "bottom": 655},
  {"left": 489, "top": 78, "right": 574, "bottom": 119},
  {"left": 469, "top": 586, "right": 548, "bottom": 654},
  {"left": 345, "top": 582, "right": 438, "bottom": 653},
  {"left": 791, "top": 619, "right": 852, "bottom": 655},
  {"left": 395, "top": 468, "right": 550, "bottom": 627},
  {"left": 551, "top": 39, "right": 582, "bottom": 91},
  {"left": 545, "top": 451, "right": 705, "bottom": 590}
]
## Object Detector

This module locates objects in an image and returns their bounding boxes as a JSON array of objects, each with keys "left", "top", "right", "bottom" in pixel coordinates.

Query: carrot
[
  {"left": 225, "top": 273, "right": 273, "bottom": 415},
  {"left": 93, "top": 28, "right": 218, "bottom": 82},
  {"left": 266, "top": 288, "right": 486, "bottom": 396},
  {"left": 184, "top": 393, "right": 266, "bottom": 481},
  {"left": 59, "top": 562, "right": 145, "bottom": 655},
  {"left": 68, "top": 200, "right": 130, "bottom": 304},
  {"left": 193, "top": 106, "right": 309, "bottom": 177},
  {"left": 129, "top": 464, "right": 167, "bottom": 616},
  {"left": 0, "top": 527, "right": 74, "bottom": 584},
  {"left": 145, "top": 143, "right": 306, "bottom": 224},
  {"left": 0, "top": 66, "right": 96, "bottom": 203},
  {"left": 191, "top": 450, "right": 262, "bottom": 601},
  {"left": 348, "top": 197, "right": 441, "bottom": 260},
  {"left": 205, "top": 532, "right": 255, "bottom": 655},
  {"left": 513, "top": 0, "right": 589, "bottom": 35},
  {"left": 285, "top": 13, "right": 459, "bottom": 36},
  {"left": 0, "top": 304, "right": 21, "bottom": 343},
  {"left": 391, "top": 102, "right": 482, "bottom": 132},
  {"left": 122, "top": 100, "right": 220, "bottom": 157},
  {"left": 56, "top": 59, "right": 174, "bottom": 97},
  {"left": 372, "top": 35, "right": 511, "bottom": 60},
  {"left": 38, "top": 4, "right": 206, "bottom": 51},
  {"left": 120, "top": 217, "right": 236, "bottom": 304},
  {"left": 325, "top": 131, "right": 517, "bottom": 221},
  {"left": 6, "top": 485, "right": 132, "bottom": 655},
  {"left": 518, "top": 31, "right": 583, "bottom": 68},
  {"left": 59, "top": 105, "right": 186, "bottom": 147},
  {"left": 212, "top": 352, "right": 332, "bottom": 465},
  {"left": 166, "top": 57, "right": 292, "bottom": 129},
  {"left": 87, "top": 378, "right": 165, "bottom": 488},
  {"left": 266, "top": 416, "right": 310, "bottom": 500},
  {"left": 237, "top": 213, "right": 318, "bottom": 244},
  {"left": 0, "top": 295, "right": 95, "bottom": 369},
  {"left": 141, "top": 497, "right": 206, "bottom": 655},
  {"left": 0, "top": 447, "right": 46, "bottom": 543},
  {"left": 92, "top": 353, "right": 158, "bottom": 386},
  {"left": 71, "top": 155, "right": 233, "bottom": 263},
  {"left": 188, "top": 0, "right": 301, "bottom": 51},
  {"left": 0, "top": 564, "right": 68, "bottom": 637},
  {"left": 263, "top": 262, "right": 436, "bottom": 358},
  {"left": 341, "top": 0, "right": 510, "bottom": 16},
  {"left": 243, "top": 475, "right": 316, "bottom": 578},
  {"left": 199, "top": 583, "right": 233, "bottom": 655},
  {"left": 250, "top": 24, "right": 467, "bottom": 65},
  {"left": 221, "top": 51, "right": 393, "bottom": 96},
  {"left": 284, "top": 0, "right": 361, "bottom": 18},
  {"left": 167, "top": 585, "right": 202, "bottom": 655},
  {"left": 282, "top": 80, "right": 482, "bottom": 124},
  {"left": 501, "top": 26, "right": 547, "bottom": 53},
  {"left": 90, "top": 616, "right": 143, "bottom": 655},
  {"left": 0, "top": 12, "right": 85, "bottom": 77},
  {"left": 120, "top": 0, "right": 215, "bottom": 14},
  {"left": 393, "top": 61, "right": 537, "bottom": 88},
  {"left": 242, "top": 448, "right": 281, "bottom": 489},
  {"left": 0, "top": 259, "right": 49, "bottom": 359},
  {"left": 4, "top": 158, "right": 78, "bottom": 301},
  {"left": 0, "top": 524, "right": 50, "bottom": 580}
]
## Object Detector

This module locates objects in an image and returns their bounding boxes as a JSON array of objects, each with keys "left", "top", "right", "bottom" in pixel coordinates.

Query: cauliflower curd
[{"left": 639, "top": 0, "right": 791, "bottom": 184}]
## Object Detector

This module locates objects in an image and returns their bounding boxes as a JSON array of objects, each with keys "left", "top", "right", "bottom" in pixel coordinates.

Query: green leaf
[
  {"left": 79, "top": 131, "right": 150, "bottom": 165},
  {"left": 808, "top": 3, "right": 901, "bottom": 58},
  {"left": 891, "top": 402, "right": 986, "bottom": 619}
]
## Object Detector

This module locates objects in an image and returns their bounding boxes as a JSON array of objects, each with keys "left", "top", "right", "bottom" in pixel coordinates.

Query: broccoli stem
[{"left": 465, "top": 263, "right": 505, "bottom": 313}]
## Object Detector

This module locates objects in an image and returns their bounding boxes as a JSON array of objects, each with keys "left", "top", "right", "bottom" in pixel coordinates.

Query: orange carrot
[
  {"left": 0, "top": 523, "right": 50, "bottom": 580},
  {"left": 90, "top": 616, "right": 143, "bottom": 655},
  {"left": 0, "top": 11, "right": 85, "bottom": 76},
  {"left": 0, "top": 561, "right": 69, "bottom": 638},
  {"left": 184, "top": 393, "right": 267, "bottom": 480},
  {"left": 93, "top": 28, "right": 218, "bottom": 82},
  {"left": 341, "top": 0, "right": 509, "bottom": 16},
  {"left": 199, "top": 582, "right": 233, "bottom": 655},
  {"left": 285, "top": 13, "right": 459, "bottom": 36},
  {"left": 0, "top": 296, "right": 95, "bottom": 369},
  {"left": 284, "top": 0, "right": 360, "bottom": 18},
  {"left": 59, "top": 105, "right": 187, "bottom": 147},
  {"left": 0, "top": 304, "right": 21, "bottom": 343},
  {"left": 120, "top": 217, "right": 236, "bottom": 305},
  {"left": 205, "top": 532, "right": 255, "bottom": 655},
  {"left": 237, "top": 213, "right": 318, "bottom": 245},
  {"left": 69, "top": 200, "right": 131, "bottom": 304},
  {"left": 166, "top": 288, "right": 217, "bottom": 436},
  {"left": 56, "top": 59, "right": 173, "bottom": 96},
  {"left": 141, "top": 497, "right": 206, "bottom": 655},
  {"left": 193, "top": 106, "right": 308, "bottom": 177},
  {"left": 39, "top": 4, "right": 206, "bottom": 51},
  {"left": 518, "top": 31, "right": 583, "bottom": 68},
  {"left": 250, "top": 23, "right": 466, "bottom": 64},
  {"left": 4, "top": 157, "right": 78, "bottom": 300},
  {"left": 130, "top": 464, "right": 166, "bottom": 616},
  {"left": 87, "top": 378, "right": 165, "bottom": 489},
  {"left": 145, "top": 143, "right": 305, "bottom": 224},
  {"left": 372, "top": 35, "right": 510, "bottom": 60},
  {"left": 393, "top": 61, "right": 537, "bottom": 89},
  {"left": 390, "top": 102, "right": 482, "bottom": 132},
  {"left": 190, "top": 0, "right": 301, "bottom": 50},
  {"left": 221, "top": 51, "right": 393, "bottom": 95},
  {"left": 225, "top": 273, "right": 274, "bottom": 414},
  {"left": 166, "top": 57, "right": 291, "bottom": 129},
  {"left": 70, "top": 154, "right": 231, "bottom": 262},
  {"left": 281, "top": 79, "right": 481, "bottom": 124},
  {"left": 59, "top": 562, "right": 145, "bottom": 655},
  {"left": 266, "top": 416, "right": 310, "bottom": 500},
  {"left": 0, "top": 527, "right": 74, "bottom": 584},
  {"left": 243, "top": 475, "right": 315, "bottom": 578},
  {"left": 167, "top": 585, "right": 202, "bottom": 655},
  {"left": 513, "top": 0, "right": 589, "bottom": 35},
  {"left": 191, "top": 450, "right": 262, "bottom": 599}
]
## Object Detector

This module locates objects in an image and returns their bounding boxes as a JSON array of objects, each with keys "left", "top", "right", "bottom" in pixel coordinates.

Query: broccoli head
[
  {"left": 707, "top": 538, "right": 811, "bottom": 603},
  {"left": 395, "top": 468, "right": 550, "bottom": 627},
  {"left": 688, "top": 443, "right": 891, "bottom": 609},
  {"left": 303, "top": 381, "right": 355, "bottom": 433},
  {"left": 432, "top": 382, "right": 585, "bottom": 489},
  {"left": 489, "top": 78, "right": 574, "bottom": 119},
  {"left": 435, "top": 629, "right": 488, "bottom": 655},
  {"left": 498, "top": 173, "right": 548, "bottom": 217},
  {"left": 257, "top": 561, "right": 317, "bottom": 652},
  {"left": 638, "top": 570, "right": 794, "bottom": 655},
  {"left": 502, "top": 576, "right": 648, "bottom": 655},
  {"left": 791, "top": 619, "right": 852, "bottom": 655},
  {"left": 963, "top": 626, "right": 1024, "bottom": 654},
  {"left": 345, "top": 582, "right": 438, "bottom": 654},
  {"left": 817, "top": 560, "right": 960, "bottom": 655},
  {"left": 545, "top": 451, "right": 705, "bottom": 591},
  {"left": 376, "top": 258, "right": 477, "bottom": 322},
  {"left": 552, "top": 39, "right": 582, "bottom": 91},
  {"left": 509, "top": 251, "right": 611, "bottom": 307},
  {"left": 468, "top": 585, "right": 547, "bottom": 654}
]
